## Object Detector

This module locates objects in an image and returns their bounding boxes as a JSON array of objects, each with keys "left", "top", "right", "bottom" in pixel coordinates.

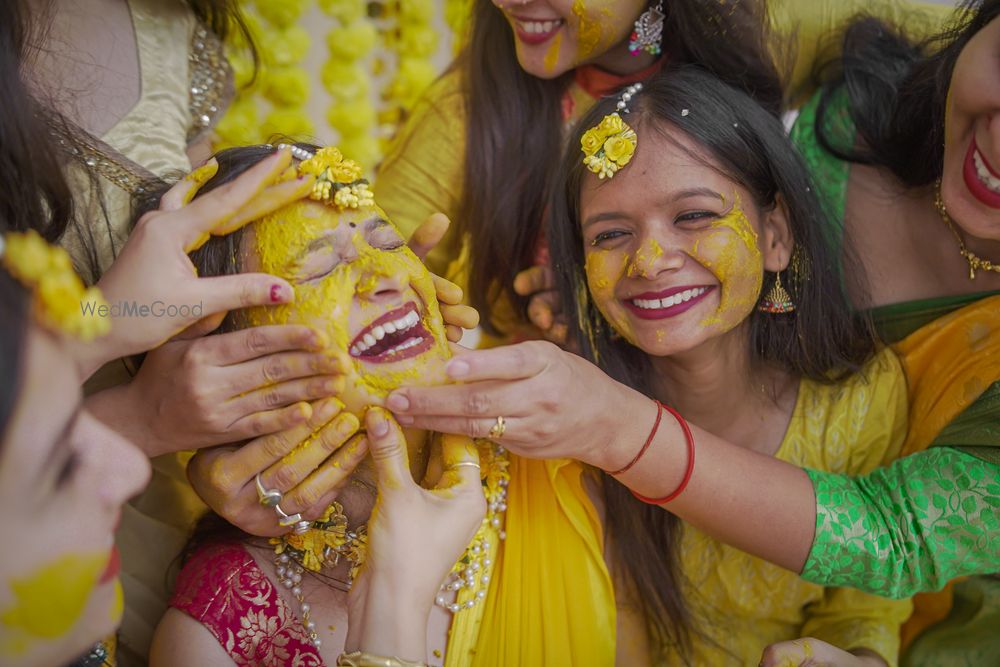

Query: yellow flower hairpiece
[
  {"left": 1, "top": 231, "right": 110, "bottom": 341},
  {"left": 279, "top": 144, "right": 375, "bottom": 210},
  {"left": 581, "top": 82, "right": 642, "bottom": 179}
]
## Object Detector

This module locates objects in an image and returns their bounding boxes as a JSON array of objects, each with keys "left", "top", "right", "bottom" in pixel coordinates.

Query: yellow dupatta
[{"left": 445, "top": 456, "right": 616, "bottom": 666}]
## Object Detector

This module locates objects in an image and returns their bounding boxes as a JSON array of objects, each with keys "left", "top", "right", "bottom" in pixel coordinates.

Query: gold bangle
[{"left": 336, "top": 650, "right": 427, "bottom": 667}]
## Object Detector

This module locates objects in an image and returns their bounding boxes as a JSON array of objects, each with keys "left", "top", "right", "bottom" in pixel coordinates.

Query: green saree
[{"left": 791, "top": 89, "right": 1000, "bottom": 666}]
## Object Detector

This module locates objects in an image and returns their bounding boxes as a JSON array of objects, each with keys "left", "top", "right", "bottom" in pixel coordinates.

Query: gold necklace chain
[{"left": 934, "top": 180, "right": 1000, "bottom": 280}]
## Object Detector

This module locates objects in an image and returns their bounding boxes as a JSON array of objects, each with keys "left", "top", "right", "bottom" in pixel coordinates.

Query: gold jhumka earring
[{"left": 758, "top": 271, "right": 795, "bottom": 313}]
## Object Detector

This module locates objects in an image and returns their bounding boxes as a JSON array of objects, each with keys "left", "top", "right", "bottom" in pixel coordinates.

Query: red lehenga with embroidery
[{"left": 171, "top": 543, "right": 325, "bottom": 666}]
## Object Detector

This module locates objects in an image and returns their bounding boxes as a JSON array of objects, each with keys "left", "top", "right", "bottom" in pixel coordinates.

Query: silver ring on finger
[
  {"left": 274, "top": 502, "right": 303, "bottom": 527},
  {"left": 488, "top": 415, "right": 506, "bottom": 440},
  {"left": 447, "top": 461, "right": 482, "bottom": 471},
  {"left": 255, "top": 473, "right": 283, "bottom": 507}
]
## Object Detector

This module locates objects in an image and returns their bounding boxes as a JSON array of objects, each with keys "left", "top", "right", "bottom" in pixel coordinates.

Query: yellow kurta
[{"left": 673, "top": 348, "right": 913, "bottom": 665}]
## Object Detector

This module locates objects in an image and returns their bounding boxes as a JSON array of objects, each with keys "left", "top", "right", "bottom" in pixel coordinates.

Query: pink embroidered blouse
[{"left": 170, "top": 542, "right": 325, "bottom": 666}]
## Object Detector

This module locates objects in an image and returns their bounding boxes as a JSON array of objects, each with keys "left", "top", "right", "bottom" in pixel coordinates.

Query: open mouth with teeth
[
  {"left": 348, "top": 302, "right": 434, "bottom": 363},
  {"left": 513, "top": 17, "right": 565, "bottom": 44},
  {"left": 964, "top": 138, "right": 1000, "bottom": 208}
]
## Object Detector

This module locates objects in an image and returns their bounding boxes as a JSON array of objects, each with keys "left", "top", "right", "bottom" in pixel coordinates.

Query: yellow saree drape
[{"left": 445, "top": 457, "right": 616, "bottom": 666}]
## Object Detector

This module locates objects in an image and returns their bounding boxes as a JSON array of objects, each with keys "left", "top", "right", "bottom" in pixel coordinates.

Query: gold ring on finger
[{"left": 488, "top": 415, "right": 506, "bottom": 440}]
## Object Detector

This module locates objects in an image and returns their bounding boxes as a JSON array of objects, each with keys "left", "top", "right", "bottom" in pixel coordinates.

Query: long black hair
[
  {"left": 0, "top": 270, "right": 29, "bottom": 451},
  {"left": 815, "top": 0, "right": 1000, "bottom": 186},
  {"left": 456, "top": 0, "right": 784, "bottom": 336},
  {"left": 547, "top": 65, "right": 877, "bottom": 658}
]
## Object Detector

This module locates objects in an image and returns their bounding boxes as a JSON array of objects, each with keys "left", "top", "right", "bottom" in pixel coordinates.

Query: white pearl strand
[
  {"left": 274, "top": 551, "right": 322, "bottom": 649},
  {"left": 435, "top": 446, "right": 509, "bottom": 614}
]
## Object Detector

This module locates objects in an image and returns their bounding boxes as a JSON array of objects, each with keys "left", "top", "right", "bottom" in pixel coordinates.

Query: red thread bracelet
[
  {"left": 607, "top": 400, "right": 664, "bottom": 476},
  {"left": 630, "top": 403, "right": 696, "bottom": 505}
]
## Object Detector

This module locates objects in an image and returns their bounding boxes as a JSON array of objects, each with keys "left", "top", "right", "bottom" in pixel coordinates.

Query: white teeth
[
  {"left": 349, "top": 308, "right": 423, "bottom": 357},
  {"left": 518, "top": 19, "right": 561, "bottom": 35},
  {"left": 386, "top": 336, "right": 424, "bottom": 356},
  {"left": 974, "top": 150, "right": 1000, "bottom": 194},
  {"left": 631, "top": 287, "right": 709, "bottom": 310}
]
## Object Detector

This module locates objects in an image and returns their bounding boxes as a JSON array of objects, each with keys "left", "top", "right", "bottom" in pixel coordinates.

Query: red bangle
[
  {"left": 630, "top": 403, "right": 696, "bottom": 505},
  {"left": 607, "top": 400, "right": 664, "bottom": 476}
]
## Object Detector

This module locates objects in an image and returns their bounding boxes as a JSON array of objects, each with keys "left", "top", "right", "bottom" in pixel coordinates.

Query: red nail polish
[{"left": 270, "top": 284, "right": 284, "bottom": 303}]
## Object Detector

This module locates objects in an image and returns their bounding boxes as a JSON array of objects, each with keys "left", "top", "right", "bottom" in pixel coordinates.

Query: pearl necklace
[{"left": 935, "top": 181, "right": 1000, "bottom": 280}]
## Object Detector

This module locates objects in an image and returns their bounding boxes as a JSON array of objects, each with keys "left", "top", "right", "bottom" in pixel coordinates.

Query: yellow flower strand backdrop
[{"left": 215, "top": 0, "right": 472, "bottom": 174}]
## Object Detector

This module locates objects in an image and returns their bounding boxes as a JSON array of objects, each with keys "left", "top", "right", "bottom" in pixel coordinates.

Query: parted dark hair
[
  {"left": 547, "top": 65, "right": 878, "bottom": 658},
  {"left": 0, "top": 271, "right": 30, "bottom": 451},
  {"left": 815, "top": 0, "right": 1000, "bottom": 186},
  {"left": 456, "top": 0, "right": 785, "bottom": 336},
  {"left": 0, "top": 0, "right": 256, "bottom": 275}
]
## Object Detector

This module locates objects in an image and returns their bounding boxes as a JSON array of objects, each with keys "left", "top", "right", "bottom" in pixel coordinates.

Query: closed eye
[
  {"left": 675, "top": 210, "right": 716, "bottom": 225},
  {"left": 591, "top": 229, "right": 630, "bottom": 246}
]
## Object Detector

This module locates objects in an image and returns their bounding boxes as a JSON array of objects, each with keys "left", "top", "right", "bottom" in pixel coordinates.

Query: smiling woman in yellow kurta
[{"left": 672, "top": 348, "right": 911, "bottom": 665}]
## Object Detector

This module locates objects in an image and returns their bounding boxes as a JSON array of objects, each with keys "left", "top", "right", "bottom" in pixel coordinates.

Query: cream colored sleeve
[
  {"left": 374, "top": 71, "right": 468, "bottom": 278},
  {"left": 770, "top": 0, "right": 954, "bottom": 103}
]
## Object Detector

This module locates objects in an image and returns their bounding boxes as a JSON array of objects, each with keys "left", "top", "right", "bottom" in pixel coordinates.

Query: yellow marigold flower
[
  {"left": 603, "top": 133, "right": 636, "bottom": 165},
  {"left": 326, "top": 21, "right": 378, "bottom": 59},
  {"left": 3, "top": 231, "right": 110, "bottom": 340},
  {"left": 321, "top": 61, "right": 371, "bottom": 102},
  {"left": 259, "top": 25, "right": 310, "bottom": 68},
  {"left": 327, "top": 99, "right": 376, "bottom": 136},
  {"left": 263, "top": 66, "right": 310, "bottom": 108},
  {"left": 339, "top": 134, "right": 381, "bottom": 167},
  {"left": 318, "top": 0, "right": 366, "bottom": 23},
  {"left": 400, "top": 25, "right": 439, "bottom": 58},
  {"left": 261, "top": 108, "right": 315, "bottom": 141},
  {"left": 4, "top": 230, "right": 52, "bottom": 283},
  {"left": 580, "top": 127, "right": 605, "bottom": 156},
  {"left": 387, "top": 58, "right": 438, "bottom": 109},
  {"left": 255, "top": 0, "right": 307, "bottom": 28},
  {"left": 598, "top": 113, "right": 626, "bottom": 135}
]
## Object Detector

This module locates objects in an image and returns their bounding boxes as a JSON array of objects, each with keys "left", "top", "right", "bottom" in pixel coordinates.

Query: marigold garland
[{"left": 214, "top": 0, "right": 467, "bottom": 171}]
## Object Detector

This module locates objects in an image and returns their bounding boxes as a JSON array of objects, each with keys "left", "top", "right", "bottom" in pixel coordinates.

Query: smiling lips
[
  {"left": 966, "top": 138, "right": 1000, "bottom": 209},
  {"left": 624, "top": 286, "right": 714, "bottom": 320},
  {"left": 349, "top": 302, "right": 433, "bottom": 363},
  {"left": 512, "top": 17, "right": 564, "bottom": 45}
]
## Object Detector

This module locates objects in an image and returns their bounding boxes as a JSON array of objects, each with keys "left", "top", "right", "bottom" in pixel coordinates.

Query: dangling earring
[
  {"left": 758, "top": 270, "right": 795, "bottom": 313},
  {"left": 629, "top": 0, "right": 664, "bottom": 57}
]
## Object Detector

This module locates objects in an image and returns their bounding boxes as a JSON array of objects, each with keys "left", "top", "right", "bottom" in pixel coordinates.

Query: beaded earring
[
  {"left": 629, "top": 0, "right": 665, "bottom": 56},
  {"left": 758, "top": 270, "right": 795, "bottom": 314}
]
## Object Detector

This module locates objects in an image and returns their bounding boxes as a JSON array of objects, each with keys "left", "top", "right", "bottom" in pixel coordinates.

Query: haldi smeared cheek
[
  {"left": 0, "top": 552, "right": 107, "bottom": 657},
  {"left": 571, "top": 0, "right": 616, "bottom": 61},
  {"left": 585, "top": 248, "right": 636, "bottom": 344},
  {"left": 247, "top": 201, "right": 450, "bottom": 414},
  {"left": 690, "top": 198, "right": 763, "bottom": 330}
]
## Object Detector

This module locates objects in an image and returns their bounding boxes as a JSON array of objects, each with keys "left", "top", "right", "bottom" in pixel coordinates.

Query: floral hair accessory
[
  {"left": 581, "top": 82, "right": 642, "bottom": 179},
  {"left": 278, "top": 144, "right": 375, "bottom": 210},
  {"left": 0, "top": 231, "right": 110, "bottom": 341}
]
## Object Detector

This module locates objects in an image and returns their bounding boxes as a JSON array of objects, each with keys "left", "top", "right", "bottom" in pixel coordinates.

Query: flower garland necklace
[{"left": 270, "top": 441, "right": 510, "bottom": 649}]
